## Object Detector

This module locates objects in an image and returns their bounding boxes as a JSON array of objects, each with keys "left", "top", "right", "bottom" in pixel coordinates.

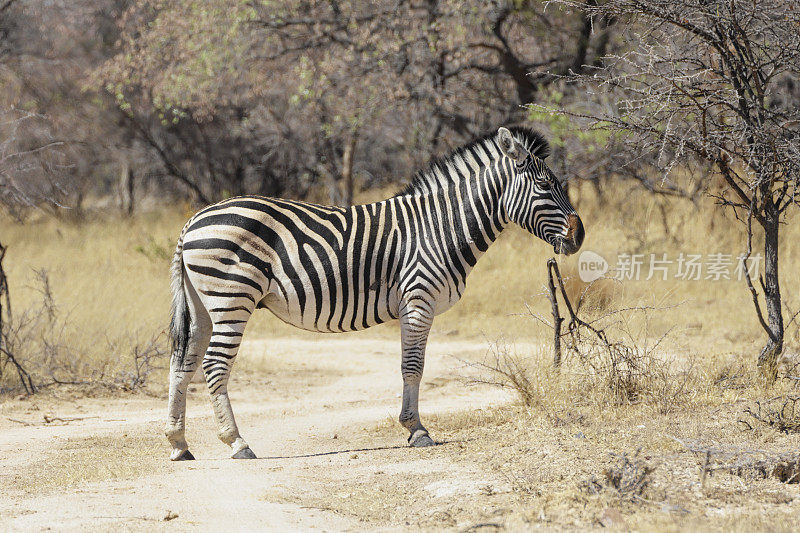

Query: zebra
[{"left": 165, "top": 126, "right": 584, "bottom": 460}]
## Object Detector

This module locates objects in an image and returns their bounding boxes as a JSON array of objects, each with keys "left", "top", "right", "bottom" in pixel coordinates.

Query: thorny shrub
[
  {"left": 584, "top": 450, "right": 655, "bottom": 500},
  {"left": 0, "top": 267, "right": 167, "bottom": 394},
  {"left": 471, "top": 289, "right": 693, "bottom": 414},
  {"left": 739, "top": 395, "right": 800, "bottom": 434}
]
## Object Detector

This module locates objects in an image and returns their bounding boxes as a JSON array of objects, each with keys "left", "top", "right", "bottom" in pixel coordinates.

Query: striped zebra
[{"left": 165, "top": 127, "right": 584, "bottom": 460}]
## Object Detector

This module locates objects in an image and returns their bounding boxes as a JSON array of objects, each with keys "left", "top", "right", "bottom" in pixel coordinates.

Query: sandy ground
[
  {"left": 0, "top": 336, "right": 515, "bottom": 532},
  {"left": 4, "top": 335, "right": 799, "bottom": 532}
]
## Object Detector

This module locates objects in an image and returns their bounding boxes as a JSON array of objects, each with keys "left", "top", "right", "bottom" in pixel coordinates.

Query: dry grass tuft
[
  {"left": 732, "top": 455, "right": 800, "bottom": 484},
  {"left": 740, "top": 395, "right": 800, "bottom": 434},
  {"left": 585, "top": 450, "right": 655, "bottom": 500},
  {"left": 0, "top": 266, "right": 168, "bottom": 394},
  {"left": 472, "top": 303, "right": 694, "bottom": 416},
  {"left": 570, "top": 327, "right": 684, "bottom": 410}
]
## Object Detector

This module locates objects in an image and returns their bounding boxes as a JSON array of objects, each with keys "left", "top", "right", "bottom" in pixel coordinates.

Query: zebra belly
[
  {"left": 260, "top": 285, "right": 399, "bottom": 332},
  {"left": 429, "top": 283, "right": 466, "bottom": 317}
]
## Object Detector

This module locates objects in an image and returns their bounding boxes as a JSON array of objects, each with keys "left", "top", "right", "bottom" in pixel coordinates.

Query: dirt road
[{"left": 0, "top": 337, "right": 514, "bottom": 531}]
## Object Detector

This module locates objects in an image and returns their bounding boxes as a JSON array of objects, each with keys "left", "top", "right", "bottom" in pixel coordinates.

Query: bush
[{"left": 0, "top": 257, "right": 167, "bottom": 395}]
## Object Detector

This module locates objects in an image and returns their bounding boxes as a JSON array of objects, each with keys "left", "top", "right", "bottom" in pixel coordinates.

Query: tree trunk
[
  {"left": 341, "top": 133, "right": 357, "bottom": 206},
  {"left": 119, "top": 161, "right": 135, "bottom": 215},
  {"left": 231, "top": 164, "right": 245, "bottom": 198},
  {"left": 757, "top": 199, "right": 784, "bottom": 377}
]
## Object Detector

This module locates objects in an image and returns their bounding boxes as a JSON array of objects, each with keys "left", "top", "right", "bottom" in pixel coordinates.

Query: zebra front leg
[
  {"left": 203, "top": 322, "right": 256, "bottom": 459},
  {"left": 399, "top": 298, "right": 436, "bottom": 447}
]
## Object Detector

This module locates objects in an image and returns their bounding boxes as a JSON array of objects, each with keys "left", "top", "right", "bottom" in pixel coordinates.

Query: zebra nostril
[{"left": 565, "top": 214, "right": 584, "bottom": 249}]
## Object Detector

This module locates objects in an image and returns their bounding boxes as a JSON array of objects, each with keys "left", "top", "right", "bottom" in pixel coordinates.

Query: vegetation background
[{"left": 1, "top": 1, "right": 799, "bottom": 530}]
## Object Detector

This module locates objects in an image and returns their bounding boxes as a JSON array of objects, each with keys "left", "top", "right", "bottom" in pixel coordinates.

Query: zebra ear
[{"left": 497, "top": 127, "right": 527, "bottom": 162}]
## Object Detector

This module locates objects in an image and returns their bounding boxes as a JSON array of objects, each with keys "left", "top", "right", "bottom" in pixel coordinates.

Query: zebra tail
[{"left": 169, "top": 223, "right": 191, "bottom": 369}]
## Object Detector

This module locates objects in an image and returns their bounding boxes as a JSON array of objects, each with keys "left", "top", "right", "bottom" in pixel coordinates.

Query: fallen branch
[
  {"left": 666, "top": 434, "right": 800, "bottom": 485},
  {"left": 739, "top": 395, "right": 800, "bottom": 434},
  {"left": 43, "top": 414, "right": 99, "bottom": 425}
]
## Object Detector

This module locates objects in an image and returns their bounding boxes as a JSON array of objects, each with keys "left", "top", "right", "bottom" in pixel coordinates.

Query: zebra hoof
[
  {"left": 409, "top": 432, "right": 435, "bottom": 448},
  {"left": 171, "top": 449, "right": 195, "bottom": 461},
  {"left": 232, "top": 446, "right": 257, "bottom": 459}
]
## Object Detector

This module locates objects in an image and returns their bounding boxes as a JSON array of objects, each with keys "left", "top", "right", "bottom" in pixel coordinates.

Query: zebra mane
[{"left": 396, "top": 126, "right": 550, "bottom": 197}]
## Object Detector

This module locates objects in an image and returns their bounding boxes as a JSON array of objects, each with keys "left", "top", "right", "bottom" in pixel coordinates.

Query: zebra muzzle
[{"left": 555, "top": 214, "right": 584, "bottom": 255}]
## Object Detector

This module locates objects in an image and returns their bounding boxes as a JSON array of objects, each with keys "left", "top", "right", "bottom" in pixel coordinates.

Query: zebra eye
[{"left": 535, "top": 174, "right": 552, "bottom": 188}]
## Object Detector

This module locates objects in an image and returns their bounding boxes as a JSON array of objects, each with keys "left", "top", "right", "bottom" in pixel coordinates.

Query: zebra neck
[{"left": 429, "top": 161, "right": 509, "bottom": 271}]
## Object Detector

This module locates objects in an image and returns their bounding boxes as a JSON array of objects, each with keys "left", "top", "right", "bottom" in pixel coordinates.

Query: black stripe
[
  {"left": 211, "top": 331, "right": 243, "bottom": 337},
  {"left": 186, "top": 263, "right": 263, "bottom": 292},
  {"left": 185, "top": 238, "right": 272, "bottom": 280},
  {"left": 208, "top": 341, "right": 241, "bottom": 349},
  {"left": 209, "top": 305, "right": 250, "bottom": 313},
  {"left": 335, "top": 215, "right": 353, "bottom": 332},
  {"left": 188, "top": 213, "right": 306, "bottom": 313},
  {"left": 205, "top": 350, "right": 236, "bottom": 360},
  {"left": 349, "top": 206, "right": 365, "bottom": 331},
  {"left": 200, "top": 289, "right": 256, "bottom": 303}
]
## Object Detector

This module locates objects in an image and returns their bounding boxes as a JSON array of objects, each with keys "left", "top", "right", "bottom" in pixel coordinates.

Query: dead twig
[
  {"left": 43, "top": 414, "right": 99, "bottom": 425},
  {"left": 0, "top": 241, "right": 37, "bottom": 395},
  {"left": 739, "top": 395, "right": 800, "bottom": 434},
  {"left": 546, "top": 260, "right": 563, "bottom": 367},
  {"left": 666, "top": 434, "right": 800, "bottom": 485},
  {"left": 585, "top": 449, "right": 655, "bottom": 500},
  {"left": 543, "top": 258, "right": 682, "bottom": 408}
]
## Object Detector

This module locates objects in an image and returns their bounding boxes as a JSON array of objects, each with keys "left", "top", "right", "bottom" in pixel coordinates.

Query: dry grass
[
  {"left": 6, "top": 432, "right": 164, "bottom": 496},
  {"left": 2, "top": 180, "right": 800, "bottom": 392},
  {"left": 1, "top": 211, "right": 180, "bottom": 393},
  {"left": 387, "top": 302, "right": 798, "bottom": 530},
  {"left": 740, "top": 395, "right": 800, "bottom": 434},
  {"left": 361, "top": 342, "right": 800, "bottom": 530}
]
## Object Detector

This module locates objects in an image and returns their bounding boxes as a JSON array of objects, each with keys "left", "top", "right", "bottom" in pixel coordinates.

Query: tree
[
  {"left": 547, "top": 0, "right": 800, "bottom": 374},
  {"left": 0, "top": 2, "right": 68, "bottom": 393},
  {"left": 0, "top": 0, "right": 146, "bottom": 214},
  {"left": 97, "top": 0, "right": 615, "bottom": 204},
  {"left": 0, "top": 109, "right": 68, "bottom": 217}
]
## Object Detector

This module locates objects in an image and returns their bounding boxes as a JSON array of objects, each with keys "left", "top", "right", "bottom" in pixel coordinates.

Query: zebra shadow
[{"left": 258, "top": 439, "right": 468, "bottom": 460}]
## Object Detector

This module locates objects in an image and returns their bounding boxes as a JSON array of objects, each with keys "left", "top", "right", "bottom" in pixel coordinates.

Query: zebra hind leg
[
  {"left": 165, "top": 281, "right": 212, "bottom": 461},
  {"left": 399, "top": 297, "right": 436, "bottom": 448},
  {"left": 203, "top": 312, "right": 256, "bottom": 459}
]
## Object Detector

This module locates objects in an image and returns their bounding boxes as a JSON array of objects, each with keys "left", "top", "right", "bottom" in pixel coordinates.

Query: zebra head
[{"left": 496, "top": 127, "right": 584, "bottom": 255}]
